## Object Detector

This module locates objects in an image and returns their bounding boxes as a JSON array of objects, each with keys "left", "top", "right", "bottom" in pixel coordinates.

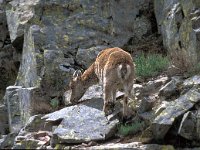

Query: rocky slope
[
  {"left": 0, "top": 0, "right": 200, "bottom": 149},
  {"left": 154, "top": 0, "right": 200, "bottom": 72}
]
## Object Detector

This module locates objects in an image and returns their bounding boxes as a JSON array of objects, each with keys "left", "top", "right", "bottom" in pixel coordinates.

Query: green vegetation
[
  {"left": 50, "top": 98, "right": 59, "bottom": 109},
  {"left": 118, "top": 121, "right": 145, "bottom": 136},
  {"left": 135, "top": 53, "right": 169, "bottom": 78}
]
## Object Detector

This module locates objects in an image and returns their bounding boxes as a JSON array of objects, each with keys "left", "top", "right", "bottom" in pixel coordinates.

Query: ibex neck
[{"left": 81, "top": 63, "right": 99, "bottom": 88}]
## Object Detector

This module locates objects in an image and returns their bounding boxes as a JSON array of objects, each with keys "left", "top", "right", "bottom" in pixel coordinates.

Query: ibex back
[{"left": 68, "top": 47, "right": 135, "bottom": 118}]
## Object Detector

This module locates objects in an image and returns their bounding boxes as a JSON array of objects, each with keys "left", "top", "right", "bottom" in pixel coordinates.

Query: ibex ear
[{"left": 73, "top": 70, "right": 82, "bottom": 79}]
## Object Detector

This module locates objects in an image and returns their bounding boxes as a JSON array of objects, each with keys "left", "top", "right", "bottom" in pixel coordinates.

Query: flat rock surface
[{"left": 43, "top": 98, "right": 119, "bottom": 144}]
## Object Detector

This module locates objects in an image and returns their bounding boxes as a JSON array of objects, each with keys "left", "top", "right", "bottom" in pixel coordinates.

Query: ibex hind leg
[
  {"left": 103, "top": 85, "right": 115, "bottom": 116},
  {"left": 122, "top": 95, "right": 128, "bottom": 119},
  {"left": 122, "top": 83, "right": 134, "bottom": 122}
]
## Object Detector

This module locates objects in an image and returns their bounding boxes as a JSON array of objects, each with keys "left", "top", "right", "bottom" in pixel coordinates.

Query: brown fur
[{"left": 68, "top": 47, "right": 135, "bottom": 117}]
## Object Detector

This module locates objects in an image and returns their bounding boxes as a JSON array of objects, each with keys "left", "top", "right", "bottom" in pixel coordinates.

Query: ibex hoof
[
  {"left": 103, "top": 102, "right": 115, "bottom": 116},
  {"left": 122, "top": 115, "right": 132, "bottom": 124}
]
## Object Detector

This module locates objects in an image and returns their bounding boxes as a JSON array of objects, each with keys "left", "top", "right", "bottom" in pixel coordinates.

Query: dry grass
[{"left": 169, "top": 50, "right": 200, "bottom": 76}]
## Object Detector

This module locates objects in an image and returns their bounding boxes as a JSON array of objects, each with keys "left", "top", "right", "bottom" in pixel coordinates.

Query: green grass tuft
[
  {"left": 135, "top": 53, "right": 169, "bottom": 78},
  {"left": 118, "top": 121, "right": 145, "bottom": 136}
]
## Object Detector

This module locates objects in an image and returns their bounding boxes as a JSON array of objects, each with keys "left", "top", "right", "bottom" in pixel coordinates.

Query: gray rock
[
  {"left": 0, "top": 0, "right": 9, "bottom": 48},
  {"left": 0, "top": 24, "right": 7, "bottom": 48},
  {"left": 154, "top": 0, "right": 200, "bottom": 71},
  {"left": 143, "top": 77, "right": 169, "bottom": 95},
  {"left": 76, "top": 46, "right": 108, "bottom": 69},
  {"left": 196, "top": 109, "right": 200, "bottom": 141},
  {"left": 0, "top": 45, "right": 19, "bottom": 103},
  {"left": 22, "top": 115, "right": 50, "bottom": 132},
  {"left": 138, "top": 96, "right": 156, "bottom": 113},
  {"left": 159, "top": 76, "right": 183, "bottom": 101},
  {"left": 153, "top": 87, "right": 200, "bottom": 139},
  {"left": 6, "top": 0, "right": 39, "bottom": 50},
  {"left": 42, "top": 49, "right": 75, "bottom": 97},
  {"left": 42, "top": 100, "right": 119, "bottom": 144},
  {"left": 6, "top": 86, "right": 52, "bottom": 132},
  {"left": 13, "top": 115, "right": 53, "bottom": 149},
  {"left": 5, "top": 86, "right": 22, "bottom": 133},
  {"left": 183, "top": 75, "right": 200, "bottom": 87},
  {"left": 178, "top": 111, "right": 197, "bottom": 140},
  {"left": 138, "top": 111, "right": 155, "bottom": 123},
  {"left": 0, "top": 105, "right": 8, "bottom": 135},
  {"left": 71, "top": 142, "right": 175, "bottom": 150},
  {"left": 18, "top": 87, "right": 36, "bottom": 125},
  {"left": 13, "top": 137, "right": 50, "bottom": 149},
  {"left": 154, "top": 101, "right": 170, "bottom": 117},
  {"left": 64, "top": 84, "right": 124, "bottom": 106},
  {"left": 81, "top": 85, "right": 102, "bottom": 101},
  {"left": 133, "top": 84, "right": 144, "bottom": 98},
  {"left": 80, "top": 84, "right": 124, "bottom": 102},
  {"left": 15, "top": 23, "right": 74, "bottom": 102},
  {"left": 0, "top": 132, "right": 18, "bottom": 149},
  {"left": 18, "top": 87, "right": 52, "bottom": 125}
]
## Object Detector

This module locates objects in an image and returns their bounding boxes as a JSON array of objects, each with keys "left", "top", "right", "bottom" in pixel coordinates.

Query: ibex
[{"left": 67, "top": 47, "right": 135, "bottom": 118}]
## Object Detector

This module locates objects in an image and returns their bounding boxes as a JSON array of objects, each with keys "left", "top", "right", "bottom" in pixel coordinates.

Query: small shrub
[
  {"left": 118, "top": 121, "right": 145, "bottom": 136},
  {"left": 186, "top": 62, "right": 200, "bottom": 76},
  {"left": 135, "top": 53, "right": 169, "bottom": 78},
  {"left": 170, "top": 50, "right": 195, "bottom": 74}
]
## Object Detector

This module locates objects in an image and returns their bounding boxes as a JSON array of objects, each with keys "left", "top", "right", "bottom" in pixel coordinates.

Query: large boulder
[
  {"left": 6, "top": 0, "right": 39, "bottom": 50},
  {"left": 0, "top": 0, "right": 20, "bottom": 103},
  {"left": 152, "top": 87, "right": 200, "bottom": 140},
  {"left": 18, "top": 87, "right": 53, "bottom": 124},
  {"left": 0, "top": 45, "right": 20, "bottom": 103},
  {"left": 5, "top": 86, "right": 22, "bottom": 133},
  {"left": 12, "top": 98, "right": 119, "bottom": 149},
  {"left": 43, "top": 104, "right": 119, "bottom": 145},
  {"left": 154, "top": 0, "right": 200, "bottom": 71},
  {"left": 5, "top": 86, "right": 52, "bottom": 133},
  {"left": 178, "top": 111, "right": 197, "bottom": 140}
]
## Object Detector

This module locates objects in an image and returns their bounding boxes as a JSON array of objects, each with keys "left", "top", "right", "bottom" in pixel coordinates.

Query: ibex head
[{"left": 68, "top": 70, "right": 86, "bottom": 103}]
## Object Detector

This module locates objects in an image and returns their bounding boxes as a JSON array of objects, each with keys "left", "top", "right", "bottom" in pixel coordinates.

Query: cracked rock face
[
  {"left": 154, "top": 0, "right": 200, "bottom": 70},
  {"left": 153, "top": 86, "right": 200, "bottom": 140}
]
